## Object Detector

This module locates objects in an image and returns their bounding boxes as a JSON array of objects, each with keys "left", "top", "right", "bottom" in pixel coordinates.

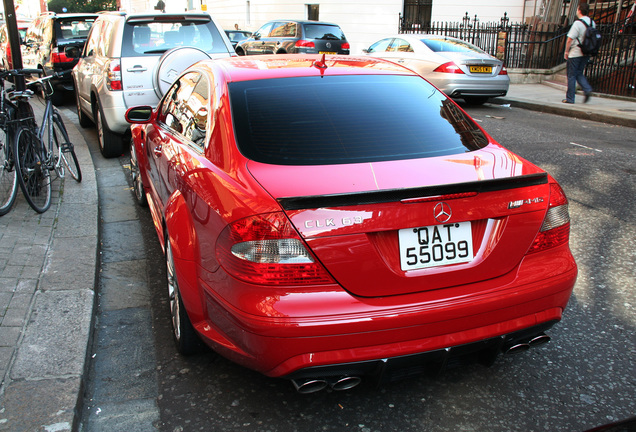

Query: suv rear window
[
  {"left": 122, "top": 19, "right": 227, "bottom": 56},
  {"left": 303, "top": 24, "right": 346, "bottom": 40},
  {"left": 55, "top": 18, "right": 95, "bottom": 42},
  {"left": 230, "top": 75, "right": 488, "bottom": 166}
]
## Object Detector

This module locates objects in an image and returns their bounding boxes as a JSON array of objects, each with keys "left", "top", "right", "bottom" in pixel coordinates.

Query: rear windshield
[
  {"left": 230, "top": 75, "right": 488, "bottom": 166},
  {"left": 122, "top": 20, "right": 227, "bottom": 56},
  {"left": 55, "top": 18, "right": 95, "bottom": 42},
  {"left": 304, "top": 24, "right": 346, "bottom": 41},
  {"left": 421, "top": 38, "right": 485, "bottom": 54}
]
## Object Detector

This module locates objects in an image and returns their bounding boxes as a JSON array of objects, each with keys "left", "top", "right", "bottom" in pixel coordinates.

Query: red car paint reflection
[{"left": 127, "top": 55, "right": 576, "bottom": 393}]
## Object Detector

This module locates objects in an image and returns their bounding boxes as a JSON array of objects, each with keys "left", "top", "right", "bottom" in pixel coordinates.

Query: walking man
[{"left": 563, "top": 2, "right": 594, "bottom": 104}]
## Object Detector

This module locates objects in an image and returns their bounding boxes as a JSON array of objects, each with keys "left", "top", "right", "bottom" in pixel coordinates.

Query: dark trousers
[{"left": 566, "top": 56, "right": 593, "bottom": 103}]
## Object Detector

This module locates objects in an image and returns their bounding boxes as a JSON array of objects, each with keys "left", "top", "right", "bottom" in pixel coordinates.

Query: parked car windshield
[
  {"left": 421, "top": 38, "right": 486, "bottom": 54},
  {"left": 230, "top": 75, "right": 488, "bottom": 165},
  {"left": 123, "top": 20, "right": 227, "bottom": 56},
  {"left": 304, "top": 24, "right": 346, "bottom": 40},
  {"left": 55, "top": 18, "right": 95, "bottom": 42}
]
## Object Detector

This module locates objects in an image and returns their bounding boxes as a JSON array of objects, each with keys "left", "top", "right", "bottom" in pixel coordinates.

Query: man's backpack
[{"left": 577, "top": 19, "right": 602, "bottom": 56}]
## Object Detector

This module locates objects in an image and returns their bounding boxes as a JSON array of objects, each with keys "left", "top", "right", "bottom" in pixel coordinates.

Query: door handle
[{"left": 127, "top": 66, "right": 148, "bottom": 72}]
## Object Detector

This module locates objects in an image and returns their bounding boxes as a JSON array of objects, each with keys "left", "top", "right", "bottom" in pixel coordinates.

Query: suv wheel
[
  {"left": 75, "top": 91, "right": 92, "bottom": 128},
  {"left": 95, "top": 103, "right": 123, "bottom": 158}
]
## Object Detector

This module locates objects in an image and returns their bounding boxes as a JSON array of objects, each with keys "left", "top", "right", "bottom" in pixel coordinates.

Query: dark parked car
[
  {"left": 235, "top": 20, "right": 349, "bottom": 55},
  {"left": 22, "top": 12, "right": 97, "bottom": 104},
  {"left": 126, "top": 54, "right": 576, "bottom": 394},
  {"left": 224, "top": 29, "right": 252, "bottom": 49}
]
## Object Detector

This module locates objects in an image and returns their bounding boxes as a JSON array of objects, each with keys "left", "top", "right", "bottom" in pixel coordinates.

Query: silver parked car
[
  {"left": 70, "top": 12, "right": 235, "bottom": 157},
  {"left": 364, "top": 34, "right": 509, "bottom": 105}
]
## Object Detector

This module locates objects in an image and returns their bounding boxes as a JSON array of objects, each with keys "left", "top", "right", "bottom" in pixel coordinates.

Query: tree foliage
[{"left": 48, "top": 0, "right": 117, "bottom": 13}]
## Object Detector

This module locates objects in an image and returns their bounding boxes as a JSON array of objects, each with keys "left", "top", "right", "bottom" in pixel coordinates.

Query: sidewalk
[
  {"left": 0, "top": 83, "right": 634, "bottom": 432},
  {"left": 0, "top": 99, "right": 98, "bottom": 432}
]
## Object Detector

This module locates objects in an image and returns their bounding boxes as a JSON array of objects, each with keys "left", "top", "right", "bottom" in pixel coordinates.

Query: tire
[
  {"left": 13, "top": 127, "right": 52, "bottom": 214},
  {"left": 95, "top": 103, "right": 123, "bottom": 158},
  {"left": 0, "top": 130, "right": 19, "bottom": 216},
  {"left": 75, "top": 90, "right": 92, "bottom": 128},
  {"left": 129, "top": 139, "right": 147, "bottom": 207},
  {"left": 52, "top": 112, "right": 82, "bottom": 182},
  {"left": 463, "top": 96, "right": 490, "bottom": 106},
  {"left": 166, "top": 237, "right": 203, "bottom": 355}
]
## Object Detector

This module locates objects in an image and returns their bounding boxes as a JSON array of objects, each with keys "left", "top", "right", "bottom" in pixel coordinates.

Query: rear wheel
[
  {"left": 14, "top": 127, "right": 52, "bottom": 214},
  {"left": 95, "top": 102, "right": 123, "bottom": 158},
  {"left": 129, "top": 139, "right": 147, "bottom": 206},
  {"left": 75, "top": 90, "right": 92, "bottom": 128},
  {"left": 0, "top": 131, "right": 19, "bottom": 216},
  {"left": 52, "top": 112, "right": 82, "bottom": 182},
  {"left": 166, "top": 237, "right": 203, "bottom": 355}
]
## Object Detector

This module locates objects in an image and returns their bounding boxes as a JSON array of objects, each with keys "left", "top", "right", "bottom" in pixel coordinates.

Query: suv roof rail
[{"left": 98, "top": 10, "right": 127, "bottom": 15}]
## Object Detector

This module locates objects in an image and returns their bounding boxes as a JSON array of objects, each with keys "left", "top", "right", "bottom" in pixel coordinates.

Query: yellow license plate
[
  {"left": 319, "top": 51, "right": 336, "bottom": 54},
  {"left": 469, "top": 66, "right": 492, "bottom": 73}
]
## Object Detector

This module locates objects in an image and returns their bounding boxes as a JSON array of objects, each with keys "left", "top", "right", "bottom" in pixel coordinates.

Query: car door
[
  {"left": 264, "top": 21, "right": 296, "bottom": 53},
  {"left": 147, "top": 72, "right": 200, "bottom": 210},
  {"left": 244, "top": 22, "right": 273, "bottom": 55},
  {"left": 74, "top": 20, "right": 103, "bottom": 113}
]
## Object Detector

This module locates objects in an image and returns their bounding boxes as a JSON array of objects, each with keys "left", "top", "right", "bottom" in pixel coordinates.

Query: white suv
[{"left": 71, "top": 12, "right": 235, "bottom": 157}]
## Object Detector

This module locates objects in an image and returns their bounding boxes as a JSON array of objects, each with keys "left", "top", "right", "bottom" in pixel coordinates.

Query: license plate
[
  {"left": 399, "top": 222, "right": 473, "bottom": 271},
  {"left": 319, "top": 51, "right": 336, "bottom": 54},
  {"left": 469, "top": 66, "right": 492, "bottom": 73}
]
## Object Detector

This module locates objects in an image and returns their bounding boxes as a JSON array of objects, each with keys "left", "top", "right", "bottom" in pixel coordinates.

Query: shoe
[
  {"left": 562, "top": 99, "right": 574, "bottom": 104},
  {"left": 584, "top": 93, "right": 591, "bottom": 103}
]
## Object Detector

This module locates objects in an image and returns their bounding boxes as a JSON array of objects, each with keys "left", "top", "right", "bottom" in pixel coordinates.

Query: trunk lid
[{"left": 247, "top": 145, "right": 550, "bottom": 297}]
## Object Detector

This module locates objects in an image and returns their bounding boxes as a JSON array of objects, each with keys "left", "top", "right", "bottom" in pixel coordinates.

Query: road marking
[{"left": 570, "top": 142, "right": 602, "bottom": 152}]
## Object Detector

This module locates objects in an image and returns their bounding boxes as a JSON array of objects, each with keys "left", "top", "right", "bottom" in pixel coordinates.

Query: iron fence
[{"left": 399, "top": 12, "right": 636, "bottom": 98}]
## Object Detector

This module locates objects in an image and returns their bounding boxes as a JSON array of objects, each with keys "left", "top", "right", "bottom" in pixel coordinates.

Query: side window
[
  {"left": 182, "top": 77, "right": 210, "bottom": 150},
  {"left": 254, "top": 22, "right": 273, "bottom": 39},
  {"left": 270, "top": 22, "right": 296, "bottom": 37},
  {"left": 367, "top": 38, "right": 392, "bottom": 54},
  {"left": 84, "top": 21, "right": 102, "bottom": 56},
  {"left": 392, "top": 39, "right": 413, "bottom": 53},
  {"left": 159, "top": 72, "right": 199, "bottom": 136}
]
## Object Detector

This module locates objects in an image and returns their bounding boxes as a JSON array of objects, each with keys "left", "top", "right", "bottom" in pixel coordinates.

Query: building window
[
  {"left": 307, "top": 4, "right": 319, "bottom": 21},
  {"left": 246, "top": 1, "right": 251, "bottom": 25},
  {"left": 402, "top": 0, "right": 432, "bottom": 29}
]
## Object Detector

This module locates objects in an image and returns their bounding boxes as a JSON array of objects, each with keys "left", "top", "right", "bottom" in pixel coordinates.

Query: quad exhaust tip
[{"left": 292, "top": 376, "right": 362, "bottom": 394}]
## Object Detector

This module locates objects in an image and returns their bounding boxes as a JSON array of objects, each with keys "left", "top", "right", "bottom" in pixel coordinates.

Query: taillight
[
  {"left": 106, "top": 59, "right": 122, "bottom": 91},
  {"left": 341, "top": 42, "right": 350, "bottom": 50},
  {"left": 499, "top": 66, "right": 508, "bottom": 75},
  {"left": 51, "top": 50, "right": 73, "bottom": 64},
  {"left": 433, "top": 62, "right": 464, "bottom": 74},
  {"left": 216, "top": 212, "right": 334, "bottom": 285},
  {"left": 295, "top": 40, "right": 315, "bottom": 48},
  {"left": 528, "top": 182, "right": 570, "bottom": 254}
]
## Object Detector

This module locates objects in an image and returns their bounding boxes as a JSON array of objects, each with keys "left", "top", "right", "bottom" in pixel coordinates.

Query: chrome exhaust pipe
[
  {"left": 529, "top": 333, "right": 551, "bottom": 347},
  {"left": 504, "top": 342, "right": 531, "bottom": 355},
  {"left": 330, "top": 376, "right": 362, "bottom": 391},
  {"left": 291, "top": 378, "right": 329, "bottom": 394}
]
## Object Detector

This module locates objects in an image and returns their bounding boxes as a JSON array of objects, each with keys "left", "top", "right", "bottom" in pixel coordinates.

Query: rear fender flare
[{"left": 165, "top": 191, "right": 205, "bottom": 322}]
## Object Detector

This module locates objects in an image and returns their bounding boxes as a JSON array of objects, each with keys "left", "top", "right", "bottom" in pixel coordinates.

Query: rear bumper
[{"left": 186, "top": 247, "right": 576, "bottom": 378}]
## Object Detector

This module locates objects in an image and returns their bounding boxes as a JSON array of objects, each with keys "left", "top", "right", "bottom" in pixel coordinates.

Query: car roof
[
  {"left": 264, "top": 19, "right": 341, "bottom": 26},
  {"left": 195, "top": 54, "right": 415, "bottom": 83}
]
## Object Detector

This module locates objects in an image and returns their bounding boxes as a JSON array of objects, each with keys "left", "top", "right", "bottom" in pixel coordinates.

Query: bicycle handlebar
[
  {"left": 29, "top": 70, "right": 72, "bottom": 85},
  {"left": 0, "top": 68, "right": 43, "bottom": 79}
]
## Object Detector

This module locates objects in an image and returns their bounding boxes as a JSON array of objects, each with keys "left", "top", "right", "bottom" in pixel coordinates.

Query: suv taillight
[
  {"left": 295, "top": 40, "right": 315, "bottom": 48},
  {"left": 106, "top": 59, "right": 122, "bottom": 91},
  {"left": 527, "top": 182, "right": 571, "bottom": 254},
  {"left": 216, "top": 212, "right": 334, "bottom": 285},
  {"left": 51, "top": 50, "right": 73, "bottom": 64}
]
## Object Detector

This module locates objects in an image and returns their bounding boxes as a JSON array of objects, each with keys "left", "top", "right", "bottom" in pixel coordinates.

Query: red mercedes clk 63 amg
[{"left": 126, "top": 55, "right": 577, "bottom": 393}]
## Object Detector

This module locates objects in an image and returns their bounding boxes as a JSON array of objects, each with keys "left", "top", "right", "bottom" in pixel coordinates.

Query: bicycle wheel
[
  {"left": 0, "top": 126, "right": 18, "bottom": 216},
  {"left": 52, "top": 111, "right": 81, "bottom": 182},
  {"left": 14, "top": 126, "right": 52, "bottom": 213}
]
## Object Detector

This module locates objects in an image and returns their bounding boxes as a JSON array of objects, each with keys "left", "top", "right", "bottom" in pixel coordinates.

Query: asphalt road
[{"left": 72, "top": 103, "right": 636, "bottom": 432}]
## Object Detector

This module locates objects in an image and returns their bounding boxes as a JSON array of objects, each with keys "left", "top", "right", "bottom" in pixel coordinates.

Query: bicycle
[
  {"left": 13, "top": 70, "right": 82, "bottom": 213},
  {"left": 0, "top": 68, "right": 40, "bottom": 216}
]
